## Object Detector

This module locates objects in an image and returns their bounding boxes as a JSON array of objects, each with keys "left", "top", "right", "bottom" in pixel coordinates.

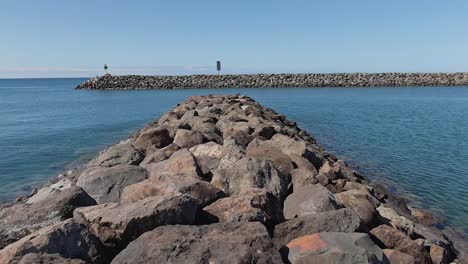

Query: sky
[{"left": 1, "top": 0, "right": 468, "bottom": 78}]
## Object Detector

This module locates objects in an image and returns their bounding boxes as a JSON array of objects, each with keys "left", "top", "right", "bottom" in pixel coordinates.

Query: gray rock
[
  {"left": 17, "top": 253, "right": 87, "bottom": 264},
  {"left": 246, "top": 145, "right": 294, "bottom": 176},
  {"left": 173, "top": 129, "right": 205, "bottom": 148},
  {"left": 283, "top": 184, "right": 342, "bottom": 219},
  {"left": 211, "top": 157, "right": 288, "bottom": 200},
  {"left": 74, "top": 194, "right": 199, "bottom": 250},
  {"left": 383, "top": 249, "right": 415, "bottom": 264},
  {"left": 0, "top": 186, "right": 96, "bottom": 249},
  {"left": 139, "top": 143, "right": 180, "bottom": 167},
  {"left": 274, "top": 208, "right": 361, "bottom": 248},
  {"left": 145, "top": 148, "right": 201, "bottom": 180},
  {"left": 76, "top": 165, "right": 148, "bottom": 204},
  {"left": 0, "top": 219, "right": 106, "bottom": 264},
  {"left": 336, "top": 189, "right": 378, "bottom": 225},
  {"left": 132, "top": 127, "right": 172, "bottom": 151},
  {"left": 189, "top": 141, "right": 240, "bottom": 175},
  {"left": 89, "top": 139, "right": 143, "bottom": 167},
  {"left": 110, "top": 222, "right": 283, "bottom": 264}
]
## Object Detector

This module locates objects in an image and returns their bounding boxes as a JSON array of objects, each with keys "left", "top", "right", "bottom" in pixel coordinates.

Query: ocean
[{"left": 0, "top": 78, "right": 467, "bottom": 236}]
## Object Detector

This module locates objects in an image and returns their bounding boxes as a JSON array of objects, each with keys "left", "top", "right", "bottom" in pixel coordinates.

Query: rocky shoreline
[
  {"left": 0, "top": 94, "right": 466, "bottom": 263},
  {"left": 75, "top": 73, "right": 468, "bottom": 90}
]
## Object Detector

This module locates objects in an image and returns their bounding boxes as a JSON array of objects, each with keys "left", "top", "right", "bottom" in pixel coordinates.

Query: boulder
[
  {"left": 413, "top": 224, "right": 449, "bottom": 248},
  {"left": 377, "top": 204, "right": 415, "bottom": 237},
  {"left": 222, "top": 126, "right": 253, "bottom": 147},
  {"left": 139, "top": 143, "right": 180, "bottom": 167},
  {"left": 290, "top": 168, "right": 318, "bottom": 189},
  {"left": 110, "top": 222, "right": 283, "bottom": 264},
  {"left": 289, "top": 154, "right": 318, "bottom": 173},
  {"left": 132, "top": 127, "right": 172, "bottom": 151},
  {"left": 76, "top": 165, "right": 148, "bottom": 204},
  {"left": 430, "top": 245, "right": 449, "bottom": 264},
  {"left": 410, "top": 207, "right": 437, "bottom": 226},
  {"left": 88, "top": 139, "right": 143, "bottom": 167},
  {"left": 283, "top": 184, "right": 342, "bottom": 219},
  {"left": 246, "top": 146, "right": 294, "bottom": 176},
  {"left": 383, "top": 249, "right": 415, "bottom": 264},
  {"left": 283, "top": 232, "right": 386, "bottom": 264},
  {"left": 17, "top": 253, "right": 87, "bottom": 264},
  {"left": 0, "top": 219, "right": 105, "bottom": 264},
  {"left": 145, "top": 148, "right": 201, "bottom": 180},
  {"left": 200, "top": 188, "right": 283, "bottom": 226},
  {"left": 0, "top": 186, "right": 96, "bottom": 249},
  {"left": 121, "top": 176, "right": 225, "bottom": 207},
  {"left": 336, "top": 189, "right": 378, "bottom": 225},
  {"left": 74, "top": 194, "right": 199, "bottom": 250},
  {"left": 370, "top": 225, "right": 431, "bottom": 264},
  {"left": 211, "top": 157, "right": 288, "bottom": 200},
  {"left": 173, "top": 129, "right": 205, "bottom": 148},
  {"left": 274, "top": 208, "right": 361, "bottom": 248},
  {"left": 189, "top": 141, "right": 240, "bottom": 175},
  {"left": 223, "top": 136, "right": 246, "bottom": 154}
]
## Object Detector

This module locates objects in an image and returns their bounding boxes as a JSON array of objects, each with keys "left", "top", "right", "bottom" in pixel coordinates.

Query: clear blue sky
[{"left": 1, "top": 0, "right": 468, "bottom": 78}]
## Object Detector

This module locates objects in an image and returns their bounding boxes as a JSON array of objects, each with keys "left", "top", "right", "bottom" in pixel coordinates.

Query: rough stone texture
[
  {"left": 274, "top": 208, "right": 361, "bottom": 248},
  {"left": 76, "top": 165, "right": 148, "bottom": 204},
  {"left": 336, "top": 189, "right": 379, "bottom": 225},
  {"left": 110, "top": 222, "right": 283, "bottom": 264},
  {"left": 173, "top": 129, "right": 205, "bottom": 148},
  {"left": 132, "top": 127, "right": 172, "bottom": 151},
  {"left": 189, "top": 141, "right": 240, "bottom": 175},
  {"left": 88, "top": 139, "right": 143, "bottom": 167},
  {"left": 0, "top": 219, "right": 105, "bottom": 264},
  {"left": 0, "top": 186, "right": 96, "bottom": 249},
  {"left": 17, "top": 253, "right": 87, "bottom": 264},
  {"left": 76, "top": 73, "right": 468, "bottom": 90},
  {"left": 383, "top": 249, "right": 415, "bottom": 264},
  {"left": 284, "top": 232, "right": 386, "bottom": 264},
  {"left": 377, "top": 204, "right": 415, "bottom": 237},
  {"left": 200, "top": 188, "right": 283, "bottom": 226},
  {"left": 430, "top": 245, "right": 449, "bottom": 264},
  {"left": 121, "top": 176, "right": 225, "bottom": 207},
  {"left": 145, "top": 148, "right": 201, "bottom": 180},
  {"left": 139, "top": 143, "right": 180, "bottom": 167},
  {"left": 370, "top": 225, "right": 431, "bottom": 264},
  {"left": 211, "top": 157, "right": 288, "bottom": 200},
  {"left": 283, "top": 184, "right": 342, "bottom": 219},
  {"left": 290, "top": 168, "right": 318, "bottom": 189},
  {"left": 73, "top": 194, "right": 199, "bottom": 250},
  {"left": 246, "top": 146, "right": 294, "bottom": 176}
]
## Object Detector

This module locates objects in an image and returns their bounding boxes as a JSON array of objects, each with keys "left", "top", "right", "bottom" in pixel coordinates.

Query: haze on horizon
[{"left": 1, "top": 0, "right": 468, "bottom": 78}]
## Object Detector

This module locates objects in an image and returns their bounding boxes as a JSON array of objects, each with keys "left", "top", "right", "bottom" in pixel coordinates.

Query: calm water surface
[{"left": 0, "top": 78, "right": 467, "bottom": 235}]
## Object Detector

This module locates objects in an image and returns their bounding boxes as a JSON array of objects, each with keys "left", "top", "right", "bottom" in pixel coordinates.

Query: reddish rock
[
  {"left": 173, "top": 129, "right": 205, "bottom": 148},
  {"left": 132, "top": 127, "right": 172, "bottom": 152},
  {"left": 246, "top": 146, "right": 294, "bottom": 176},
  {"left": 284, "top": 232, "right": 386, "bottom": 263},
  {"left": 430, "top": 245, "right": 449, "bottom": 264},
  {"left": 336, "top": 189, "right": 378, "bottom": 225},
  {"left": 383, "top": 249, "right": 415, "bottom": 264},
  {"left": 370, "top": 225, "right": 431, "bottom": 264},
  {"left": 189, "top": 141, "right": 241, "bottom": 175},
  {"left": 145, "top": 148, "right": 201, "bottom": 180},
  {"left": 139, "top": 143, "right": 180, "bottom": 167},
  {"left": 290, "top": 168, "right": 318, "bottom": 189},
  {"left": 223, "top": 126, "right": 253, "bottom": 147}
]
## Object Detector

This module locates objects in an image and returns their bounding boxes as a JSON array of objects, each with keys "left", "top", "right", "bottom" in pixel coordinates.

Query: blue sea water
[{"left": 0, "top": 78, "right": 467, "bottom": 236}]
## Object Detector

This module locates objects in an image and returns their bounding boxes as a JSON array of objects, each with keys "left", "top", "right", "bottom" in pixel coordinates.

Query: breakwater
[
  {"left": 0, "top": 95, "right": 466, "bottom": 263},
  {"left": 76, "top": 72, "right": 468, "bottom": 89}
]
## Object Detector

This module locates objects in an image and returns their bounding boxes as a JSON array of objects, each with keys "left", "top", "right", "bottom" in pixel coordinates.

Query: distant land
[{"left": 76, "top": 72, "right": 468, "bottom": 90}]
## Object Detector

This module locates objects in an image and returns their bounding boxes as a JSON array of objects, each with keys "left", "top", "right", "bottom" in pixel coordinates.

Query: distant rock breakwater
[
  {"left": 0, "top": 95, "right": 467, "bottom": 263},
  {"left": 76, "top": 72, "right": 468, "bottom": 89}
]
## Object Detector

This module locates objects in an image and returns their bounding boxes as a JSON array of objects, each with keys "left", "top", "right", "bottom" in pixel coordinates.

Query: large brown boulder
[
  {"left": 274, "top": 208, "right": 361, "bottom": 248},
  {"left": 290, "top": 168, "right": 318, "bottom": 189},
  {"left": 246, "top": 146, "right": 294, "bottom": 176},
  {"left": 211, "top": 157, "right": 288, "bottom": 200},
  {"left": 139, "top": 143, "right": 180, "bottom": 167},
  {"left": 0, "top": 219, "right": 106, "bottom": 264},
  {"left": 121, "top": 176, "right": 225, "bottom": 207},
  {"left": 132, "top": 127, "right": 172, "bottom": 151},
  {"left": 370, "top": 225, "right": 431, "bottom": 264},
  {"left": 283, "top": 232, "right": 386, "bottom": 264},
  {"left": 145, "top": 148, "right": 201, "bottom": 180},
  {"left": 76, "top": 165, "right": 148, "bottom": 204},
  {"left": 0, "top": 186, "right": 96, "bottom": 249},
  {"left": 377, "top": 204, "right": 415, "bottom": 237},
  {"left": 173, "top": 129, "right": 205, "bottom": 148},
  {"left": 336, "top": 189, "right": 379, "bottom": 225},
  {"left": 383, "top": 249, "right": 415, "bottom": 264},
  {"left": 88, "top": 139, "right": 143, "bottom": 167},
  {"left": 283, "top": 184, "right": 342, "bottom": 219},
  {"left": 200, "top": 188, "right": 283, "bottom": 226},
  {"left": 17, "top": 253, "right": 87, "bottom": 264},
  {"left": 74, "top": 194, "right": 199, "bottom": 250},
  {"left": 110, "top": 222, "right": 283, "bottom": 264}
]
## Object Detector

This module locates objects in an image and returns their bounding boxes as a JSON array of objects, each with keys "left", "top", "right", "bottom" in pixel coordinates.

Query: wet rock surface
[{"left": 0, "top": 94, "right": 465, "bottom": 263}]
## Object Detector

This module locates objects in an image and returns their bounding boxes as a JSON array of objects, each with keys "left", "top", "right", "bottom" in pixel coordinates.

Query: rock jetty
[
  {"left": 76, "top": 73, "right": 468, "bottom": 90},
  {"left": 1, "top": 95, "right": 466, "bottom": 263}
]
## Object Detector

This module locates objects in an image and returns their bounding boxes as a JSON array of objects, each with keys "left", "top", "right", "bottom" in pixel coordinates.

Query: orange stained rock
[{"left": 286, "top": 233, "right": 328, "bottom": 253}]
